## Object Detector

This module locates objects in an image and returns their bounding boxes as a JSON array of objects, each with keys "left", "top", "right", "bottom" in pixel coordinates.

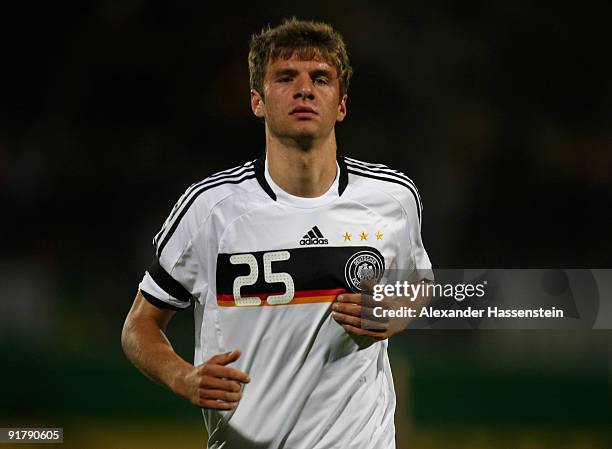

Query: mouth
[{"left": 290, "top": 107, "right": 318, "bottom": 116}]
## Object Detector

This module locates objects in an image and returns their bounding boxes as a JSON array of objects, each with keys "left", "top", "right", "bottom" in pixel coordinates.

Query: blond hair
[{"left": 248, "top": 18, "right": 352, "bottom": 101}]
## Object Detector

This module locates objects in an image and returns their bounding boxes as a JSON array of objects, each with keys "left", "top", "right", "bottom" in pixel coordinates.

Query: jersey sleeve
[
  {"left": 138, "top": 185, "right": 208, "bottom": 311},
  {"left": 397, "top": 184, "right": 434, "bottom": 283}
]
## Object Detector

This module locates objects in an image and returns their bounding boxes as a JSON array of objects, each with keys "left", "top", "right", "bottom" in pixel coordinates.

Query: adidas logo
[{"left": 299, "top": 226, "right": 328, "bottom": 246}]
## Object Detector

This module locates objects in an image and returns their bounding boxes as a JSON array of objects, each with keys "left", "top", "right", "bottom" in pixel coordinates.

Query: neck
[{"left": 266, "top": 131, "right": 338, "bottom": 198}]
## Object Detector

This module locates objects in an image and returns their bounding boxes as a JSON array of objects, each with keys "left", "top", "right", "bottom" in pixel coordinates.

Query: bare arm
[
  {"left": 121, "top": 291, "right": 250, "bottom": 409},
  {"left": 121, "top": 291, "right": 188, "bottom": 392}
]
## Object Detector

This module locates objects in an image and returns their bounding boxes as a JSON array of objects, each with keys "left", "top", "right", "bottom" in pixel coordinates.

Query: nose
[{"left": 293, "top": 76, "right": 315, "bottom": 100}]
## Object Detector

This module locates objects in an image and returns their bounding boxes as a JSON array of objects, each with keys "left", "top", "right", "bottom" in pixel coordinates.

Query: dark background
[{"left": 1, "top": 1, "right": 610, "bottom": 448}]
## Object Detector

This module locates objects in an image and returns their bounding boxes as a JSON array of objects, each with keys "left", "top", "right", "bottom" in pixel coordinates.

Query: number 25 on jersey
[{"left": 230, "top": 251, "right": 295, "bottom": 306}]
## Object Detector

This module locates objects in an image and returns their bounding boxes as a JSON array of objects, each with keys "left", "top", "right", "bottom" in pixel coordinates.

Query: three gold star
[{"left": 342, "top": 231, "right": 383, "bottom": 241}]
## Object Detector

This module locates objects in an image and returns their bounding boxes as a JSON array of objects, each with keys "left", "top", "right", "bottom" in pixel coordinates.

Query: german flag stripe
[{"left": 217, "top": 288, "right": 346, "bottom": 307}]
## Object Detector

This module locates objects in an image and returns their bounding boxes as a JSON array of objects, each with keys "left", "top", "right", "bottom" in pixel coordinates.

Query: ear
[
  {"left": 336, "top": 94, "right": 348, "bottom": 122},
  {"left": 250, "top": 89, "right": 265, "bottom": 118}
]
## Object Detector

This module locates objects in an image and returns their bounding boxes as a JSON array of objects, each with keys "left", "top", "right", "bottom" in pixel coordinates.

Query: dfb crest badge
[{"left": 344, "top": 250, "right": 385, "bottom": 293}]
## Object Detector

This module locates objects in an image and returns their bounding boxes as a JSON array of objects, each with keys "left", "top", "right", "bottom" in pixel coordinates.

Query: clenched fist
[{"left": 177, "top": 349, "right": 250, "bottom": 410}]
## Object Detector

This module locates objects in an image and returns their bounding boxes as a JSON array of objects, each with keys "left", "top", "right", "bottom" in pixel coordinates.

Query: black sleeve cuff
[
  {"left": 140, "top": 289, "right": 184, "bottom": 311},
  {"left": 148, "top": 259, "right": 192, "bottom": 303}
]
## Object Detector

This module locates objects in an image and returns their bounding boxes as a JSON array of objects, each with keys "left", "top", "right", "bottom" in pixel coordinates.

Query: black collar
[{"left": 254, "top": 153, "right": 349, "bottom": 201}]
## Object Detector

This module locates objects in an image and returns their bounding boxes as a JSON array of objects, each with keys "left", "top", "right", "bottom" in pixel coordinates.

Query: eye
[
  {"left": 314, "top": 77, "right": 329, "bottom": 85},
  {"left": 277, "top": 76, "right": 292, "bottom": 83}
]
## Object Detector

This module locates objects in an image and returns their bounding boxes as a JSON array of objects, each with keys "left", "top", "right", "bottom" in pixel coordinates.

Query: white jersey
[{"left": 139, "top": 154, "right": 432, "bottom": 449}]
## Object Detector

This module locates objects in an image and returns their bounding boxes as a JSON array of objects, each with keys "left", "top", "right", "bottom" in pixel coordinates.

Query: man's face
[{"left": 251, "top": 54, "right": 347, "bottom": 146}]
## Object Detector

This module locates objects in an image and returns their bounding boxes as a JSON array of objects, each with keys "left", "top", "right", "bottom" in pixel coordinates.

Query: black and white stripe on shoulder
[
  {"left": 154, "top": 160, "right": 256, "bottom": 257},
  {"left": 344, "top": 157, "right": 423, "bottom": 222},
  {"left": 160, "top": 160, "right": 256, "bottom": 231}
]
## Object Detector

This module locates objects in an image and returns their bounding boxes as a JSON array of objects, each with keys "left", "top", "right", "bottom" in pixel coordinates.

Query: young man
[{"left": 122, "top": 18, "right": 432, "bottom": 449}]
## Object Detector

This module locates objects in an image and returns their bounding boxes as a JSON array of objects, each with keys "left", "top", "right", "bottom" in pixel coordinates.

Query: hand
[
  {"left": 178, "top": 349, "right": 250, "bottom": 410},
  {"left": 331, "top": 292, "right": 406, "bottom": 342}
]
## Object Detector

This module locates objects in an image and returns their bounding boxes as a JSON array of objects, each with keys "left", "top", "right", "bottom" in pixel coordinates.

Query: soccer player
[{"left": 122, "top": 18, "right": 433, "bottom": 449}]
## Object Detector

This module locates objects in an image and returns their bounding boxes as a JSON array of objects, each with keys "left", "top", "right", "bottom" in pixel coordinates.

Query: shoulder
[
  {"left": 343, "top": 156, "right": 423, "bottom": 222},
  {"left": 168, "top": 159, "right": 267, "bottom": 225},
  {"left": 153, "top": 159, "right": 260, "bottom": 257},
  {"left": 182, "top": 159, "right": 259, "bottom": 209}
]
